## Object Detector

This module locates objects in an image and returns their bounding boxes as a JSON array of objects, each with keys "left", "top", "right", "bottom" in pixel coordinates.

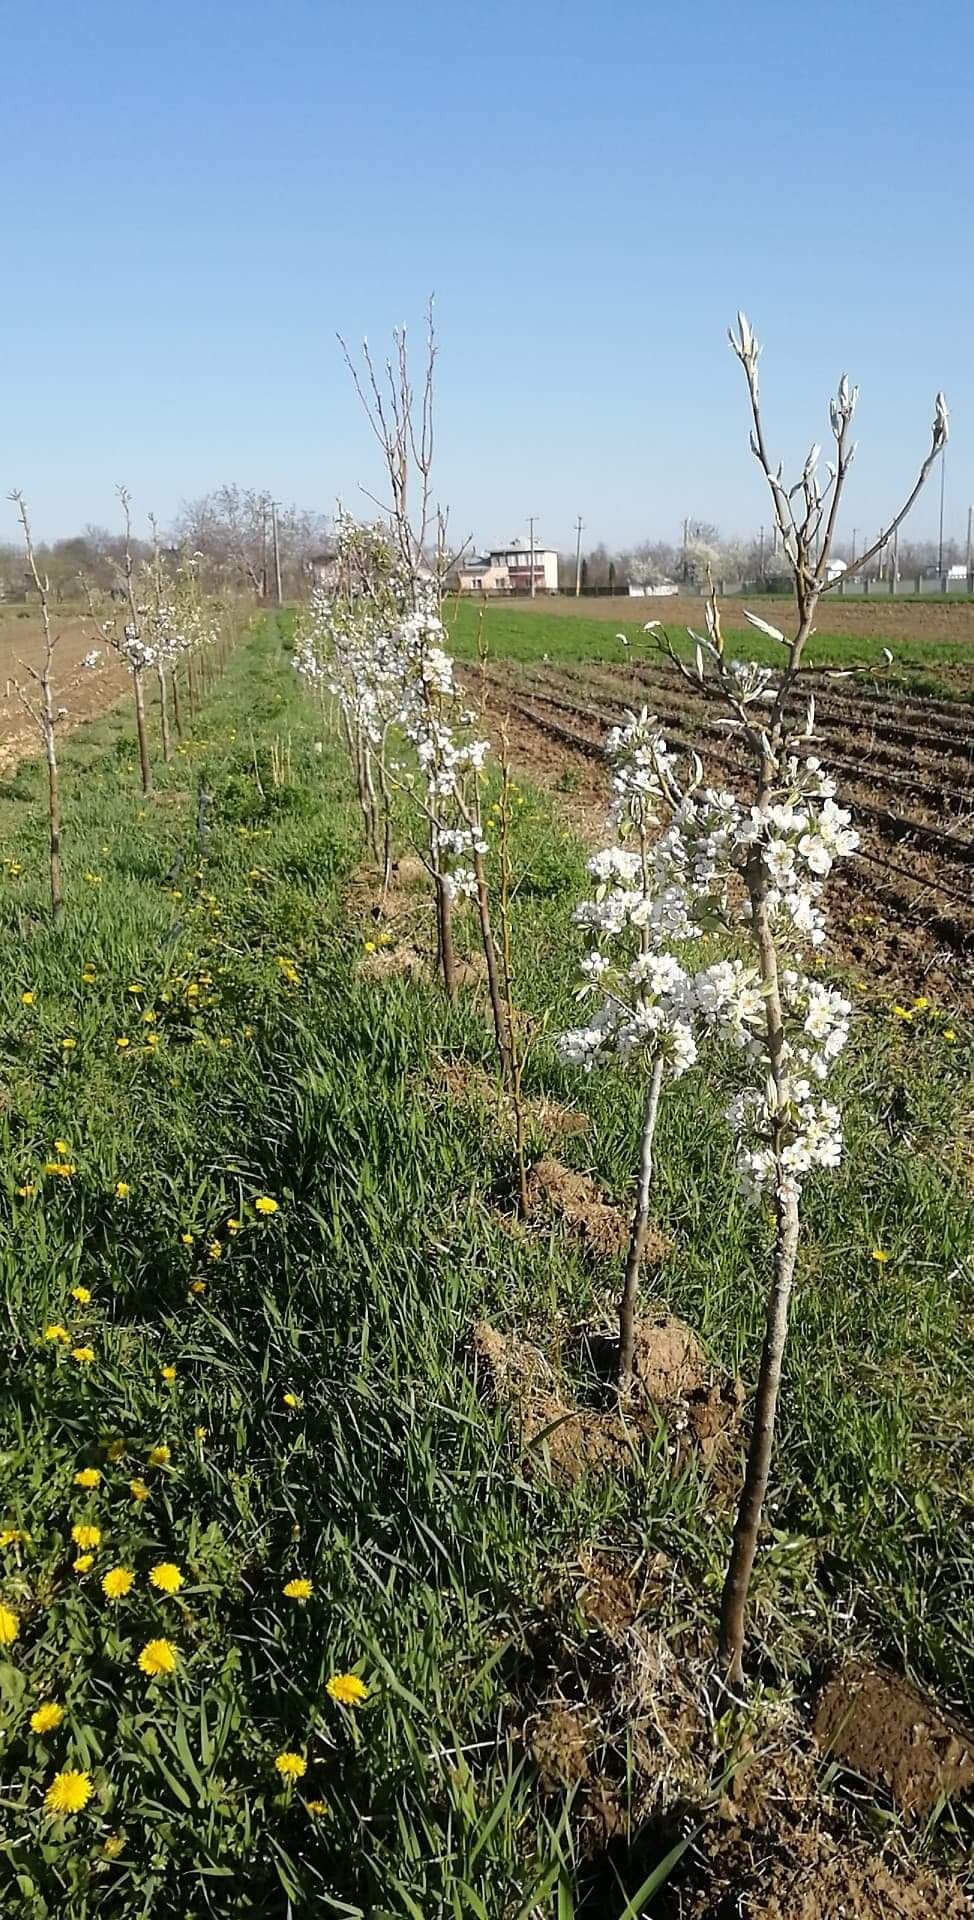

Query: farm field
[
  {"left": 1, "top": 612, "right": 972, "bottom": 1915},
  {"left": 446, "top": 598, "right": 974, "bottom": 1013},
  {"left": 0, "top": 611, "right": 132, "bottom": 776}
]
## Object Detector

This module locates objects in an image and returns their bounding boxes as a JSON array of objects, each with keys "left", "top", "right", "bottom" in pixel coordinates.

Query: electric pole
[
  {"left": 938, "top": 453, "right": 946, "bottom": 582},
  {"left": 574, "top": 515, "right": 584, "bottom": 598},
  {"left": 528, "top": 515, "right": 537, "bottom": 599},
  {"left": 966, "top": 504, "right": 973, "bottom": 593},
  {"left": 271, "top": 501, "right": 283, "bottom": 607}
]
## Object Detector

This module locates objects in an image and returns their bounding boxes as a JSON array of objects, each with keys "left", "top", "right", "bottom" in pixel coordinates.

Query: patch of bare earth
[
  {"left": 522, "top": 1155, "right": 634, "bottom": 1257},
  {"left": 471, "top": 1315, "right": 741, "bottom": 1485},
  {"left": 814, "top": 1662, "right": 974, "bottom": 1817}
]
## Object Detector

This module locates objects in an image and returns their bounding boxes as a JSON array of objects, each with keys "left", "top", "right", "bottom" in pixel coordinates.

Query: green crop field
[
  {"left": 444, "top": 597, "right": 974, "bottom": 697},
  {"left": 0, "top": 615, "right": 972, "bottom": 1914}
]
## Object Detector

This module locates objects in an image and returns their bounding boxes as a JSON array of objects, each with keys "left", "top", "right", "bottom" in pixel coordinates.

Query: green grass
[
  {"left": 444, "top": 597, "right": 974, "bottom": 696},
  {"left": 0, "top": 617, "right": 972, "bottom": 1914}
]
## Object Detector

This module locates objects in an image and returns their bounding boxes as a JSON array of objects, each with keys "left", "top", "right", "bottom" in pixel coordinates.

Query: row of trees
[
  {"left": 303, "top": 310, "right": 946, "bottom": 1692},
  {"left": 555, "top": 528, "right": 967, "bottom": 595},
  {"left": 0, "top": 487, "right": 329, "bottom": 606}
]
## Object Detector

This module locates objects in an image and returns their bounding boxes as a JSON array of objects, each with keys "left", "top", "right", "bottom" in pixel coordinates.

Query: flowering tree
[
  {"left": 83, "top": 488, "right": 157, "bottom": 797},
  {"left": 658, "top": 317, "right": 947, "bottom": 1685},
  {"left": 8, "top": 491, "right": 64, "bottom": 924}
]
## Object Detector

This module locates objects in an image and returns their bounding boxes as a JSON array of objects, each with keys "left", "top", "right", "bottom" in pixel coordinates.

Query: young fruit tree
[
  {"left": 8, "top": 491, "right": 64, "bottom": 925},
  {"left": 83, "top": 487, "right": 156, "bottom": 797},
  {"left": 659, "top": 316, "right": 948, "bottom": 1685}
]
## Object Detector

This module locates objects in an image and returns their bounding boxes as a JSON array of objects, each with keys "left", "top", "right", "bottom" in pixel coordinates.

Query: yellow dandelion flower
[
  {"left": 71, "top": 1524, "right": 101, "bottom": 1550},
  {"left": 180, "top": 1233, "right": 195, "bottom": 1247},
  {"left": 61, "top": 1037, "right": 77, "bottom": 1050},
  {"left": 44, "top": 1769, "right": 92, "bottom": 1816},
  {"left": 149, "top": 1562, "right": 183, "bottom": 1595},
  {"left": 138, "top": 1637, "right": 178, "bottom": 1677},
  {"left": 282, "top": 1391, "right": 299, "bottom": 1408},
  {"left": 142, "top": 1008, "right": 156, "bottom": 1023},
  {"left": 226, "top": 1217, "right": 240, "bottom": 1235},
  {"left": 274, "top": 1751, "right": 306, "bottom": 1779},
  {"left": 127, "top": 984, "right": 143, "bottom": 995},
  {"left": 944, "top": 1028, "right": 957, "bottom": 1043},
  {"left": 44, "top": 1162, "right": 76, "bottom": 1178},
  {"left": 73, "top": 1554, "right": 94, "bottom": 1573},
  {"left": 102, "top": 1566, "right": 135, "bottom": 1601},
  {"left": 54, "top": 1139, "right": 70, "bottom": 1154},
  {"left": 115, "top": 1037, "right": 130, "bottom": 1051},
  {"left": 195, "top": 1425, "right": 207, "bottom": 1442},
  {"left": 190, "top": 1279, "right": 206, "bottom": 1296},
  {"left": 70, "top": 1286, "right": 91, "bottom": 1305},
  {"left": 30, "top": 1701, "right": 64, "bottom": 1734},
  {"left": 326, "top": 1672, "right": 368, "bottom": 1706},
  {"left": 891, "top": 1005, "right": 913, "bottom": 1022},
  {"left": 306, "top": 1799, "right": 327, "bottom": 1815},
  {"left": 21, "top": 991, "right": 35, "bottom": 1005},
  {"left": 207, "top": 1241, "right": 222, "bottom": 1261},
  {"left": 283, "top": 1577, "right": 312, "bottom": 1602},
  {"left": 0, "top": 1604, "right": 19, "bottom": 1644},
  {"left": 363, "top": 940, "right": 376, "bottom": 954},
  {"left": 71, "top": 1347, "right": 95, "bottom": 1366},
  {"left": 0, "top": 1529, "right": 25, "bottom": 1548},
  {"left": 43, "top": 1324, "right": 69, "bottom": 1344},
  {"left": 145, "top": 1033, "right": 158, "bottom": 1049},
  {"left": 913, "top": 996, "right": 929, "bottom": 1011},
  {"left": 73, "top": 1468, "right": 100, "bottom": 1489},
  {"left": 81, "top": 970, "right": 96, "bottom": 985},
  {"left": 254, "top": 1196, "right": 278, "bottom": 1216},
  {"left": 103, "top": 1831, "right": 125, "bottom": 1857},
  {"left": 161, "top": 1364, "right": 177, "bottom": 1383},
  {"left": 114, "top": 1182, "right": 131, "bottom": 1199},
  {"left": 147, "top": 1445, "right": 170, "bottom": 1467},
  {"left": 871, "top": 1248, "right": 890, "bottom": 1264},
  {"left": 18, "top": 1183, "right": 37, "bottom": 1197},
  {"left": 129, "top": 1479, "right": 149, "bottom": 1502}
]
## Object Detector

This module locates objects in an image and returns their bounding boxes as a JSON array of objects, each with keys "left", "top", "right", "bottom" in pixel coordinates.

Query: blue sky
[{"left": 1, "top": 0, "right": 969, "bottom": 552}]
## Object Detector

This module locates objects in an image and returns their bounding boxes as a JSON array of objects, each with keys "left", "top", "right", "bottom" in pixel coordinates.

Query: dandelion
[
  {"left": 71, "top": 1524, "right": 101, "bottom": 1550},
  {"left": 306, "top": 1799, "right": 327, "bottom": 1815},
  {"left": 30, "top": 1701, "right": 64, "bottom": 1734},
  {"left": 891, "top": 1005, "right": 913, "bottom": 1022},
  {"left": 54, "top": 1139, "right": 70, "bottom": 1154},
  {"left": 282, "top": 1391, "right": 299, "bottom": 1408},
  {"left": 326, "top": 1672, "right": 368, "bottom": 1706},
  {"left": 18, "top": 1183, "right": 37, "bottom": 1197},
  {"left": 61, "top": 1037, "right": 77, "bottom": 1051},
  {"left": 161, "top": 1365, "right": 177, "bottom": 1384},
  {"left": 102, "top": 1567, "right": 134, "bottom": 1601},
  {"left": 363, "top": 940, "right": 376, "bottom": 954},
  {"left": 103, "top": 1832, "right": 125, "bottom": 1858},
  {"left": 274, "top": 1751, "right": 306, "bottom": 1780},
  {"left": 913, "top": 996, "right": 929, "bottom": 1011},
  {"left": 138, "top": 1638, "right": 178, "bottom": 1677},
  {"left": 21, "top": 991, "right": 35, "bottom": 1005},
  {"left": 147, "top": 1445, "right": 170, "bottom": 1467},
  {"left": 180, "top": 1233, "right": 195, "bottom": 1247},
  {"left": 44, "top": 1770, "right": 92, "bottom": 1816},
  {"left": 73, "top": 1468, "right": 100, "bottom": 1489},
  {"left": 149, "top": 1562, "right": 183, "bottom": 1594},
  {"left": 43, "top": 1324, "right": 69, "bottom": 1343},
  {"left": 871, "top": 1248, "right": 890, "bottom": 1264},
  {"left": 190, "top": 1280, "right": 206, "bottom": 1296},
  {"left": 129, "top": 1479, "right": 149, "bottom": 1502},
  {"left": 944, "top": 1028, "right": 957, "bottom": 1043},
  {"left": 115, "top": 1037, "right": 130, "bottom": 1051},
  {"left": 115, "top": 1182, "right": 131, "bottom": 1199},
  {"left": 226, "top": 1217, "right": 240, "bottom": 1235},
  {"left": 44, "top": 1162, "right": 76, "bottom": 1178},
  {"left": 72, "top": 1555, "right": 94, "bottom": 1574},
  {"left": 0, "top": 1604, "right": 19, "bottom": 1644},
  {"left": 127, "top": 984, "right": 143, "bottom": 995},
  {"left": 207, "top": 1241, "right": 222, "bottom": 1261},
  {"left": 81, "top": 969, "right": 96, "bottom": 985},
  {"left": 71, "top": 1347, "right": 95, "bottom": 1366},
  {"left": 70, "top": 1286, "right": 91, "bottom": 1305},
  {"left": 254, "top": 1196, "right": 279, "bottom": 1216},
  {"left": 195, "top": 1426, "right": 207, "bottom": 1442},
  {"left": 283, "top": 1578, "right": 312, "bottom": 1602},
  {"left": 0, "top": 1529, "right": 25, "bottom": 1548}
]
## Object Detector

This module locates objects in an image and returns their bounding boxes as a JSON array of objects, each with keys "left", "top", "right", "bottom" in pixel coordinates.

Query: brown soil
[
  {"left": 524, "top": 1155, "right": 633, "bottom": 1257},
  {"left": 470, "top": 1315, "right": 739, "bottom": 1484},
  {"left": 814, "top": 1661, "right": 974, "bottom": 1817},
  {"left": 681, "top": 1822, "right": 973, "bottom": 1919},
  {"left": 0, "top": 612, "right": 132, "bottom": 774}
]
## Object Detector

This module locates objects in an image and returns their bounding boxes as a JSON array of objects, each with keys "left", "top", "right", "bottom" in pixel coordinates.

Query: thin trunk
[
  {"left": 157, "top": 666, "right": 172, "bottom": 763},
  {"left": 436, "top": 872, "right": 457, "bottom": 1000},
  {"left": 718, "top": 848, "right": 796, "bottom": 1685},
  {"left": 376, "top": 750, "right": 393, "bottom": 900},
  {"left": 187, "top": 654, "right": 198, "bottom": 717},
  {"left": 133, "top": 669, "right": 153, "bottom": 796},
  {"left": 473, "top": 848, "right": 513, "bottom": 1084},
  {"left": 171, "top": 667, "right": 183, "bottom": 738},
  {"left": 44, "top": 704, "right": 63, "bottom": 927},
  {"left": 618, "top": 1054, "right": 665, "bottom": 1394}
]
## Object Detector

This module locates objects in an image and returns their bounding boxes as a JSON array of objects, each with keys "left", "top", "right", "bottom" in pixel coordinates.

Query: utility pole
[
  {"left": 574, "top": 515, "right": 584, "bottom": 598},
  {"left": 528, "top": 515, "right": 537, "bottom": 599},
  {"left": 271, "top": 501, "right": 283, "bottom": 607},
  {"left": 939, "top": 456, "right": 947, "bottom": 582},
  {"left": 682, "top": 516, "right": 689, "bottom": 584},
  {"left": 758, "top": 525, "right": 765, "bottom": 581},
  {"left": 966, "top": 503, "right": 973, "bottom": 594}
]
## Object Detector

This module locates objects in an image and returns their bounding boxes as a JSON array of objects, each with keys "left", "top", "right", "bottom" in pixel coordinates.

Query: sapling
[
  {"left": 83, "top": 487, "right": 156, "bottom": 797},
  {"left": 9, "top": 491, "right": 64, "bottom": 925},
  {"left": 656, "top": 316, "right": 947, "bottom": 1685}
]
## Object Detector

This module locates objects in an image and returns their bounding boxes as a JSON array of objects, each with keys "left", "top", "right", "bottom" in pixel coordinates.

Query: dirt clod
[
  {"left": 814, "top": 1661, "right": 974, "bottom": 1818},
  {"left": 525, "top": 1156, "right": 635, "bottom": 1257},
  {"left": 359, "top": 942, "right": 430, "bottom": 981}
]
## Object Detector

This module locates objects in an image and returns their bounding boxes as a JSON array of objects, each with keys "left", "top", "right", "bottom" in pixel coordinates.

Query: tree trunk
[
  {"left": 718, "top": 1184, "right": 800, "bottom": 1684},
  {"left": 133, "top": 669, "right": 153, "bottom": 796},
  {"left": 171, "top": 667, "right": 183, "bottom": 739},
  {"left": 473, "top": 848, "right": 512, "bottom": 1084},
  {"left": 435, "top": 872, "right": 457, "bottom": 999},
  {"left": 618, "top": 1054, "right": 665, "bottom": 1394},
  {"left": 718, "top": 849, "right": 798, "bottom": 1686},
  {"left": 157, "top": 666, "right": 172, "bottom": 763},
  {"left": 44, "top": 721, "right": 63, "bottom": 927}
]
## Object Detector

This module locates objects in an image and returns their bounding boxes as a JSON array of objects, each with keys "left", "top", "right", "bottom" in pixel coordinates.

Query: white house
[
  {"left": 458, "top": 539, "right": 559, "bottom": 595},
  {"left": 628, "top": 580, "right": 679, "bottom": 598}
]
